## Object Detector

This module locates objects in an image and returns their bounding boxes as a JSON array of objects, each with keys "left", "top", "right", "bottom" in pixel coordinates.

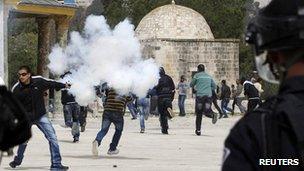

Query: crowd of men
[{"left": 0, "top": 63, "right": 264, "bottom": 170}]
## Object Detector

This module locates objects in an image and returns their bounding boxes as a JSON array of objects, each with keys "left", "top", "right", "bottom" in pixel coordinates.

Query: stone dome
[{"left": 135, "top": 2, "right": 214, "bottom": 40}]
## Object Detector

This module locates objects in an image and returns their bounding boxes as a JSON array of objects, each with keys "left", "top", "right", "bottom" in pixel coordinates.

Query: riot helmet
[{"left": 245, "top": 0, "right": 304, "bottom": 83}]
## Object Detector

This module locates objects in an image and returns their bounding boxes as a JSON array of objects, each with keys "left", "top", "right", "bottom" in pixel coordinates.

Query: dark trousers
[
  {"left": 247, "top": 99, "right": 260, "bottom": 112},
  {"left": 64, "top": 103, "right": 80, "bottom": 138},
  {"left": 195, "top": 96, "right": 212, "bottom": 131},
  {"left": 95, "top": 111, "right": 124, "bottom": 151},
  {"left": 178, "top": 95, "right": 186, "bottom": 116},
  {"left": 212, "top": 98, "right": 223, "bottom": 115},
  {"left": 79, "top": 106, "right": 88, "bottom": 127},
  {"left": 232, "top": 97, "right": 246, "bottom": 113},
  {"left": 150, "top": 95, "right": 159, "bottom": 116},
  {"left": 157, "top": 97, "right": 172, "bottom": 131},
  {"left": 232, "top": 98, "right": 236, "bottom": 112},
  {"left": 63, "top": 105, "right": 72, "bottom": 127}
]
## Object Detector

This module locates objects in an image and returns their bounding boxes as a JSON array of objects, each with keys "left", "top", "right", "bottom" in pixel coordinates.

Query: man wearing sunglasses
[
  {"left": 9, "top": 66, "right": 70, "bottom": 170},
  {"left": 222, "top": 0, "right": 304, "bottom": 170}
]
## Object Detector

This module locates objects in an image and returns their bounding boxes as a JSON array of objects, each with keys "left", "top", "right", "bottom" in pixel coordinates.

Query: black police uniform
[
  {"left": 222, "top": 76, "right": 304, "bottom": 171},
  {"left": 0, "top": 86, "right": 31, "bottom": 151}
]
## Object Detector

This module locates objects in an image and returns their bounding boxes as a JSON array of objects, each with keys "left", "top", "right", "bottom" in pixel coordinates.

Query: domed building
[
  {"left": 135, "top": 1, "right": 239, "bottom": 90},
  {"left": 136, "top": 2, "right": 214, "bottom": 40}
]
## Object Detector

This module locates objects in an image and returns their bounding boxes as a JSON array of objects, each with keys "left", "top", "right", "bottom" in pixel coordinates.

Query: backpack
[{"left": 0, "top": 86, "right": 31, "bottom": 151}]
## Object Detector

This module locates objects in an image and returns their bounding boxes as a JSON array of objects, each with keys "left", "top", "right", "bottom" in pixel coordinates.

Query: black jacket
[
  {"left": 12, "top": 76, "right": 66, "bottom": 122},
  {"left": 61, "top": 89, "right": 76, "bottom": 105},
  {"left": 220, "top": 84, "right": 231, "bottom": 100},
  {"left": 155, "top": 72, "right": 175, "bottom": 99},
  {"left": 222, "top": 76, "right": 304, "bottom": 171},
  {"left": 0, "top": 86, "right": 31, "bottom": 150},
  {"left": 243, "top": 80, "right": 259, "bottom": 99}
]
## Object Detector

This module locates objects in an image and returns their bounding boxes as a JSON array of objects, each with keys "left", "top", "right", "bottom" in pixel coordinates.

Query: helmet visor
[{"left": 255, "top": 51, "right": 279, "bottom": 84}]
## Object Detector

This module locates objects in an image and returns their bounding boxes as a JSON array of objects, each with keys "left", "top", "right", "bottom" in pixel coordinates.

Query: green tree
[
  {"left": 86, "top": 0, "right": 106, "bottom": 16},
  {"left": 8, "top": 18, "right": 38, "bottom": 36},
  {"left": 7, "top": 18, "right": 38, "bottom": 88},
  {"left": 127, "top": 0, "right": 169, "bottom": 26},
  {"left": 103, "top": 0, "right": 129, "bottom": 28},
  {"left": 8, "top": 32, "right": 38, "bottom": 88}
]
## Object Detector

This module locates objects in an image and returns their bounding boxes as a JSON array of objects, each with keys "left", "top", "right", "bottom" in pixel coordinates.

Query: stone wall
[{"left": 140, "top": 38, "right": 239, "bottom": 91}]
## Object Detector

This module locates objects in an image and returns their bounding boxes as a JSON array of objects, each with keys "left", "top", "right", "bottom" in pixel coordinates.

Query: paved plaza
[{"left": 1, "top": 114, "right": 241, "bottom": 171}]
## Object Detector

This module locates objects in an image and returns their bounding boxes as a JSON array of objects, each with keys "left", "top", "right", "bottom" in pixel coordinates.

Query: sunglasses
[{"left": 18, "top": 73, "right": 28, "bottom": 77}]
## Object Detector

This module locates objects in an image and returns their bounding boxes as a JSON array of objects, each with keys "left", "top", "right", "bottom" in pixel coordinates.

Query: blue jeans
[
  {"left": 65, "top": 103, "right": 80, "bottom": 138},
  {"left": 137, "top": 98, "right": 150, "bottom": 129},
  {"left": 178, "top": 95, "right": 186, "bottom": 116},
  {"left": 13, "top": 115, "right": 62, "bottom": 166},
  {"left": 95, "top": 111, "right": 124, "bottom": 151},
  {"left": 127, "top": 101, "right": 137, "bottom": 119},
  {"left": 221, "top": 98, "right": 233, "bottom": 116}
]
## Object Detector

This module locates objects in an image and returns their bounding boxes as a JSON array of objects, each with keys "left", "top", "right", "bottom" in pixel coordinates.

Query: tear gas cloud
[{"left": 48, "top": 15, "right": 160, "bottom": 105}]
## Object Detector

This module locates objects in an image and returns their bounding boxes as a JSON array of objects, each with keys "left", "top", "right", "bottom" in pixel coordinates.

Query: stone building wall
[
  {"left": 138, "top": 37, "right": 241, "bottom": 114},
  {"left": 140, "top": 38, "right": 239, "bottom": 89}
]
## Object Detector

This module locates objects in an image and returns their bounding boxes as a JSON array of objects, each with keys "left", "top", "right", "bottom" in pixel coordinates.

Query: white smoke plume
[{"left": 48, "top": 15, "right": 160, "bottom": 105}]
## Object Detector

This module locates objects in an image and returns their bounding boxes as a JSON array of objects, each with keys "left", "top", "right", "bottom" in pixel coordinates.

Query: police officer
[
  {"left": 0, "top": 76, "right": 31, "bottom": 164},
  {"left": 222, "top": 0, "right": 304, "bottom": 170}
]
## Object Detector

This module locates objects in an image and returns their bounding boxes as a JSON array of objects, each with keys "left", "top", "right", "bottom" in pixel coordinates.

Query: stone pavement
[{"left": 1, "top": 115, "right": 241, "bottom": 171}]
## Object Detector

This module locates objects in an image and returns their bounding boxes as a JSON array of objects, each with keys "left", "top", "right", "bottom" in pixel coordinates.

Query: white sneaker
[
  {"left": 92, "top": 140, "right": 99, "bottom": 156},
  {"left": 167, "top": 107, "right": 175, "bottom": 118},
  {"left": 107, "top": 149, "right": 119, "bottom": 155}
]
